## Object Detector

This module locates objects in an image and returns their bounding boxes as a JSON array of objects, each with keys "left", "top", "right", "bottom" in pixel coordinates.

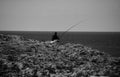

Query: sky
[{"left": 0, "top": 0, "right": 120, "bottom": 32}]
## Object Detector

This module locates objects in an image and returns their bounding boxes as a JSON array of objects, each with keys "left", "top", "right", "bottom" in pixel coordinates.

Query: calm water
[{"left": 0, "top": 31, "right": 120, "bottom": 57}]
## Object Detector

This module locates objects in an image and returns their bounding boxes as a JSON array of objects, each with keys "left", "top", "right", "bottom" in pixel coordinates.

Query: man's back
[{"left": 52, "top": 32, "right": 59, "bottom": 41}]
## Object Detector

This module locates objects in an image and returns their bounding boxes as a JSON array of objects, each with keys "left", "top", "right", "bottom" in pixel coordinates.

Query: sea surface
[{"left": 0, "top": 31, "right": 120, "bottom": 57}]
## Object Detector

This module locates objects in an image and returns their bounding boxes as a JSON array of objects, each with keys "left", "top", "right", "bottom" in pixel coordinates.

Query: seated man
[{"left": 51, "top": 32, "right": 59, "bottom": 43}]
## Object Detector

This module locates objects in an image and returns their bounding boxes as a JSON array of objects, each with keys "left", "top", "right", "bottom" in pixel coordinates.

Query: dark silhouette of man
[{"left": 52, "top": 32, "right": 59, "bottom": 42}]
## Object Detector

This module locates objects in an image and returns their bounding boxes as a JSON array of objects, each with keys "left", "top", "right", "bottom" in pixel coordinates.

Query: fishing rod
[{"left": 60, "top": 19, "right": 87, "bottom": 40}]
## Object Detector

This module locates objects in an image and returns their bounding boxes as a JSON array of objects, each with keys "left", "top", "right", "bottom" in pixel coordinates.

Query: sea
[{"left": 0, "top": 31, "right": 120, "bottom": 57}]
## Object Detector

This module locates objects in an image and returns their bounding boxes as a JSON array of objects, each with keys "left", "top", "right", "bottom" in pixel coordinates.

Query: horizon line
[{"left": 0, "top": 30, "right": 120, "bottom": 32}]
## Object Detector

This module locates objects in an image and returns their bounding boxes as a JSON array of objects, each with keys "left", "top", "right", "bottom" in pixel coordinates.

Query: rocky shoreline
[{"left": 0, "top": 34, "right": 120, "bottom": 77}]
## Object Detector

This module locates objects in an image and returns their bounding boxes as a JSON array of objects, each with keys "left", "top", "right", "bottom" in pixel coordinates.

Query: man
[{"left": 51, "top": 32, "right": 59, "bottom": 43}]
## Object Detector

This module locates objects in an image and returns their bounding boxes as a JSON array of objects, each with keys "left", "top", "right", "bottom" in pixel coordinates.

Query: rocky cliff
[{"left": 0, "top": 34, "right": 120, "bottom": 77}]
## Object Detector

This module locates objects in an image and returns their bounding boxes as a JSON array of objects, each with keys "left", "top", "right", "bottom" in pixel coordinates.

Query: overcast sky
[{"left": 0, "top": 0, "right": 120, "bottom": 32}]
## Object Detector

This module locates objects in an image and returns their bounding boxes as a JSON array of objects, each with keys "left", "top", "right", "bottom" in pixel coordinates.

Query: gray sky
[{"left": 0, "top": 0, "right": 120, "bottom": 31}]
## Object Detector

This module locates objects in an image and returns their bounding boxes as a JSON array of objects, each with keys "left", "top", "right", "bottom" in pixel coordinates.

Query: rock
[{"left": 0, "top": 34, "right": 120, "bottom": 77}]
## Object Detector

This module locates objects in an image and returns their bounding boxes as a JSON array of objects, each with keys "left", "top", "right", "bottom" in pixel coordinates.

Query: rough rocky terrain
[{"left": 0, "top": 34, "right": 120, "bottom": 77}]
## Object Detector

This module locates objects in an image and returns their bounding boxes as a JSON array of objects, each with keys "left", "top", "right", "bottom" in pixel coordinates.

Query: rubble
[{"left": 0, "top": 34, "right": 120, "bottom": 77}]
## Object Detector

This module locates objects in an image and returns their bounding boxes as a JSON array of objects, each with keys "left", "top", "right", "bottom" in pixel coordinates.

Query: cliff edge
[{"left": 0, "top": 34, "right": 120, "bottom": 77}]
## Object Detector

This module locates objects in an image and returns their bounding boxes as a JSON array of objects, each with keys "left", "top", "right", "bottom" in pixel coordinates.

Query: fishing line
[{"left": 60, "top": 19, "right": 88, "bottom": 40}]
